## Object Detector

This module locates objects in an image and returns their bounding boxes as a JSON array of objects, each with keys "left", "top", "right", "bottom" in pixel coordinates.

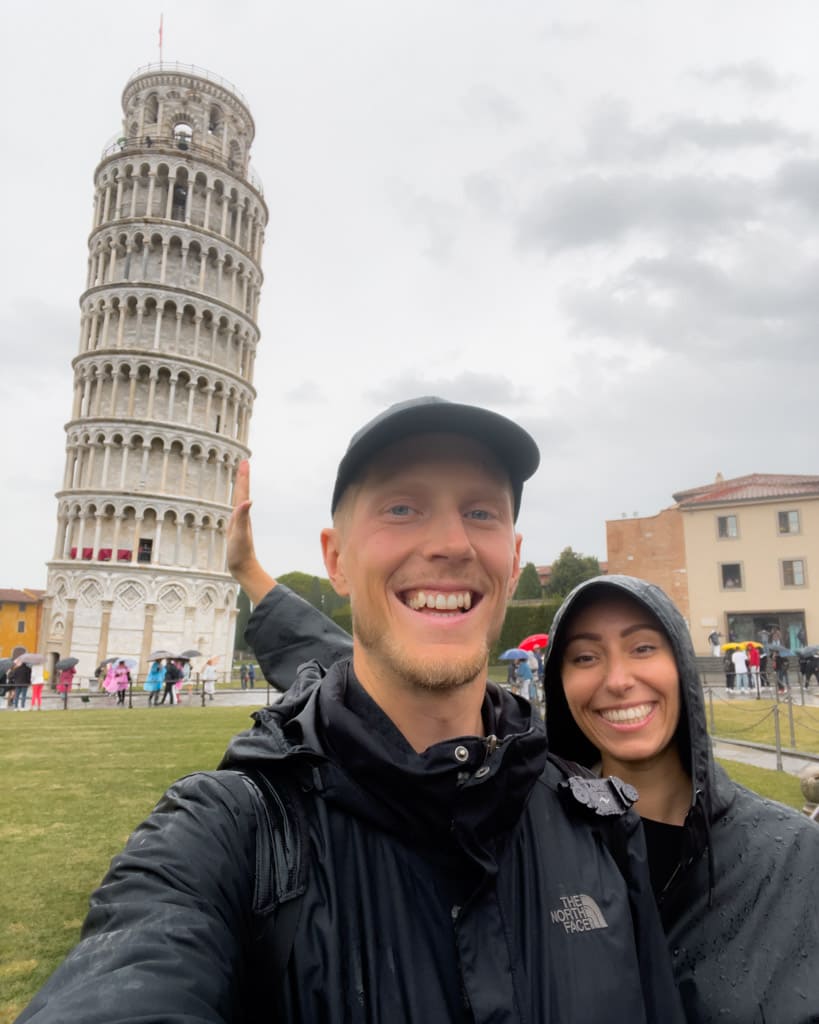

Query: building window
[
  {"left": 782, "top": 559, "right": 806, "bottom": 587},
  {"left": 778, "top": 510, "right": 800, "bottom": 535},
  {"left": 720, "top": 563, "right": 743, "bottom": 589},
  {"left": 137, "top": 538, "right": 153, "bottom": 564},
  {"left": 18, "top": 603, "right": 26, "bottom": 612},
  {"left": 17, "top": 621, "right": 25, "bottom": 633},
  {"left": 717, "top": 515, "right": 738, "bottom": 538}
]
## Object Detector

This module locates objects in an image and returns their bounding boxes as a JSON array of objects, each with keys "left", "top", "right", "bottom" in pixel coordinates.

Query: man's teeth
[
  {"left": 405, "top": 590, "right": 473, "bottom": 611},
  {"left": 600, "top": 704, "right": 654, "bottom": 723}
]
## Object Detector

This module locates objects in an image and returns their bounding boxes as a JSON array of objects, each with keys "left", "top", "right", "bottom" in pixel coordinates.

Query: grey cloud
[
  {"left": 519, "top": 173, "right": 758, "bottom": 251},
  {"left": 541, "top": 20, "right": 595, "bottom": 41},
  {"left": 389, "top": 183, "right": 461, "bottom": 261},
  {"left": 689, "top": 59, "right": 794, "bottom": 93},
  {"left": 1, "top": 299, "right": 77, "bottom": 374},
  {"left": 370, "top": 372, "right": 524, "bottom": 408},
  {"left": 463, "top": 173, "right": 504, "bottom": 216},
  {"left": 775, "top": 158, "right": 819, "bottom": 212},
  {"left": 584, "top": 98, "right": 805, "bottom": 162},
  {"left": 462, "top": 85, "right": 522, "bottom": 129},
  {"left": 559, "top": 249, "right": 819, "bottom": 363}
]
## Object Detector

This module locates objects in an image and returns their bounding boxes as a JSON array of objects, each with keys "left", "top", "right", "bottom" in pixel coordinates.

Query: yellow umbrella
[{"left": 721, "top": 643, "right": 742, "bottom": 652}]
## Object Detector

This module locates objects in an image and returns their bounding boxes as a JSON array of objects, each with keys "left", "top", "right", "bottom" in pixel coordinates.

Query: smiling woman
[{"left": 543, "top": 575, "right": 819, "bottom": 1023}]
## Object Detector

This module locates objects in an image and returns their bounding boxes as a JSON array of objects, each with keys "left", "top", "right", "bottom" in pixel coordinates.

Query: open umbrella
[
  {"left": 767, "top": 642, "right": 794, "bottom": 656},
  {"left": 721, "top": 643, "right": 743, "bottom": 652},
  {"left": 178, "top": 648, "right": 202, "bottom": 659},
  {"left": 499, "top": 648, "right": 530, "bottom": 661},
  {"left": 797, "top": 645, "right": 819, "bottom": 657},
  {"left": 55, "top": 657, "right": 79, "bottom": 671},
  {"left": 0, "top": 658, "right": 13, "bottom": 673},
  {"left": 16, "top": 653, "right": 45, "bottom": 666},
  {"left": 740, "top": 641, "right": 763, "bottom": 649},
  {"left": 149, "top": 649, "right": 174, "bottom": 660},
  {"left": 112, "top": 656, "right": 138, "bottom": 669},
  {"left": 518, "top": 633, "right": 549, "bottom": 651}
]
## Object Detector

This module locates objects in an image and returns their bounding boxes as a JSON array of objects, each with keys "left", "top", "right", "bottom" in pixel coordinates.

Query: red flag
[{"left": 159, "top": 14, "right": 164, "bottom": 58}]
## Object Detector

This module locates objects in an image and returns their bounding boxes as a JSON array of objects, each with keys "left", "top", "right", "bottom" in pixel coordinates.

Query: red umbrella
[{"left": 519, "top": 633, "right": 549, "bottom": 651}]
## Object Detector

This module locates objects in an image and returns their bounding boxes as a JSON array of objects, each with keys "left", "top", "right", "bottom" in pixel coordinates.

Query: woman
[
  {"left": 143, "top": 659, "right": 165, "bottom": 706},
  {"left": 57, "top": 665, "right": 76, "bottom": 702},
  {"left": 104, "top": 660, "right": 131, "bottom": 706},
  {"left": 542, "top": 575, "right": 819, "bottom": 1023}
]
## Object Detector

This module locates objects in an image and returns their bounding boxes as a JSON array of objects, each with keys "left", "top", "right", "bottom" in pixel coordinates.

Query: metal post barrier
[
  {"left": 128, "top": 676, "right": 134, "bottom": 709},
  {"left": 201, "top": 672, "right": 206, "bottom": 708},
  {"left": 773, "top": 705, "right": 783, "bottom": 771},
  {"left": 708, "top": 687, "right": 715, "bottom": 734},
  {"left": 786, "top": 689, "right": 796, "bottom": 748},
  {"left": 797, "top": 675, "right": 806, "bottom": 707}
]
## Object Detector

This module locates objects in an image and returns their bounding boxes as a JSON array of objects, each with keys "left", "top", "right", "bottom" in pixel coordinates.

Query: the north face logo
[{"left": 550, "top": 894, "right": 608, "bottom": 933}]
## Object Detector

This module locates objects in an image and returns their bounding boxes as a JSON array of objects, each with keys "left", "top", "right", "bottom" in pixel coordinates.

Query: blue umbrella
[
  {"left": 767, "top": 642, "right": 794, "bottom": 656},
  {"left": 499, "top": 648, "right": 530, "bottom": 660}
]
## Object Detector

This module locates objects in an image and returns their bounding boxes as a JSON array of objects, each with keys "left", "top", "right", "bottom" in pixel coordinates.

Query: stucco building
[
  {"left": 40, "top": 63, "right": 267, "bottom": 681},
  {"left": 606, "top": 474, "right": 819, "bottom": 653},
  {"left": 0, "top": 589, "right": 45, "bottom": 659}
]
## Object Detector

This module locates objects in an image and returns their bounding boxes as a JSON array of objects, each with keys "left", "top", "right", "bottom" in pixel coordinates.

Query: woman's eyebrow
[{"left": 620, "top": 623, "right": 662, "bottom": 638}]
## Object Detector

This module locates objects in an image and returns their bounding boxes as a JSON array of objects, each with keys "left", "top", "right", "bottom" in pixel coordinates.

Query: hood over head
[{"left": 542, "top": 575, "right": 711, "bottom": 806}]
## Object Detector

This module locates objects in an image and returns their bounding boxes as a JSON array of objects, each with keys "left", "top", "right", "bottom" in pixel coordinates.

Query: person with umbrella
[
  {"left": 160, "top": 659, "right": 183, "bottom": 705},
  {"left": 143, "top": 659, "right": 165, "bottom": 706},
  {"left": 104, "top": 659, "right": 131, "bottom": 706},
  {"left": 10, "top": 654, "right": 33, "bottom": 710},
  {"left": 57, "top": 660, "right": 77, "bottom": 697}
]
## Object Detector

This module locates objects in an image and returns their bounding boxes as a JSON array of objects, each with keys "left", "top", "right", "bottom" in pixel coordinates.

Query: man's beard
[{"left": 353, "top": 611, "right": 492, "bottom": 692}]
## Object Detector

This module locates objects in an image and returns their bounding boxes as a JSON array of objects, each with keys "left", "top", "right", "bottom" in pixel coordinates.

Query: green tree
[
  {"left": 547, "top": 547, "right": 601, "bottom": 598},
  {"left": 514, "top": 561, "right": 543, "bottom": 600},
  {"left": 234, "top": 589, "right": 252, "bottom": 654},
  {"left": 277, "top": 571, "right": 350, "bottom": 617}
]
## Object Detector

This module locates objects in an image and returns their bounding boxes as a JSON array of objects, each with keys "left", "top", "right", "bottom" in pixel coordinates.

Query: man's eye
[
  {"left": 465, "top": 509, "right": 492, "bottom": 521},
  {"left": 387, "top": 505, "right": 412, "bottom": 517}
]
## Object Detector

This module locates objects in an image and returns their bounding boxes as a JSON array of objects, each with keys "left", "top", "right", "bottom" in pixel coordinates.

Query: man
[
  {"left": 730, "top": 646, "right": 749, "bottom": 694},
  {"left": 20, "top": 397, "right": 683, "bottom": 1023}
]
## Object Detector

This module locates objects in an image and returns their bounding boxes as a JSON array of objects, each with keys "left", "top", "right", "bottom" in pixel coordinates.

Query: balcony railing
[
  {"left": 125, "top": 62, "right": 250, "bottom": 110},
  {"left": 99, "top": 132, "right": 264, "bottom": 195}
]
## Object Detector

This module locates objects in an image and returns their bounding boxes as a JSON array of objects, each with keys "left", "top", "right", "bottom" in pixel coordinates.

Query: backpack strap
[{"left": 228, "top": 767, "right": 310, "bottom": 976}]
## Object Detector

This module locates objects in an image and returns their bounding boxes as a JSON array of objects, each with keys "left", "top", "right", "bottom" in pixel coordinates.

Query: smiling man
[{"left": 20, "top": 398, "right": 684, "bottom": 1024}]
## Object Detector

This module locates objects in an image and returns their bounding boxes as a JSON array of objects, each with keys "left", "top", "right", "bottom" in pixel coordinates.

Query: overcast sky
[{"left": 2, "top": 1, "right": 818, "bottom": 587}]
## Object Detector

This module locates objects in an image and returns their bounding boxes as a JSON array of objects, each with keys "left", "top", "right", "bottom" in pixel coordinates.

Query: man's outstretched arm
[
  {"left": 17, "top": 775, "right": 259, "bottom": 1023},
  {"left": 227, "top": 459, "right": 352, "bottom": 689}
]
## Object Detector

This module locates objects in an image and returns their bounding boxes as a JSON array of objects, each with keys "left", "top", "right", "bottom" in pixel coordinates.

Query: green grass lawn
[
  {"left": 709, "top": 697, "right": 819, "bottom": 753},
  {"left": 0, "top": 704, "right": 813, "bottom": 1022}
]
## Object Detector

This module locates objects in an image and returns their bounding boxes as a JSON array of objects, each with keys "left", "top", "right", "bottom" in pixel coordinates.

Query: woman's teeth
[{"left": 600, "top": 703, "right": 654, "bottom": 724}]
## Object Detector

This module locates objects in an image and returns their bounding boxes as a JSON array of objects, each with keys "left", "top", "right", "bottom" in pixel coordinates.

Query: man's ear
[
  {"left": 321, "top": 527, "right": 350, "bottom": 596},
  {"left": 507, "top": 533, "right": 523, "bottom": 598}
]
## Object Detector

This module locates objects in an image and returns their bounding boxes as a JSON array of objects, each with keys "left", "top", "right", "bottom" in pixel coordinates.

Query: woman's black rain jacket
[{"left": 542, "top": 574, "right": 819, "bottom": 1024}]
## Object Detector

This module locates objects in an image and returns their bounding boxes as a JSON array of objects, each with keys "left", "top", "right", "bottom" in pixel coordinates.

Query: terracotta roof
[
  {"left": 0, "top": 588, "right": 45, "bottom": 603},
  {"left": 674, "top": 474, "right": 819, "bottom": 507}
]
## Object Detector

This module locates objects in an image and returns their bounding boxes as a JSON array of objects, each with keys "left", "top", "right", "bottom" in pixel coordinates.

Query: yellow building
[
  {"left": 674, "top": 474, "right": 819, "bottom": 653},
  {"left": 0, "top": 589, "right": 45, "bottom": 658},
  {"left": 607, "top": 474, "right": 819, "bottom": 654}
]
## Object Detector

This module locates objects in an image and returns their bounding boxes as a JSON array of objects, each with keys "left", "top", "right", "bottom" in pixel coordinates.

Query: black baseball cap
[{"left": 330, "top": 396, "right": 540, "bottom": 519}]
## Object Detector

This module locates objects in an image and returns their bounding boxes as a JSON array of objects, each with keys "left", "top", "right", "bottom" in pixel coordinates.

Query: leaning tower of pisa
[{"left": 41, "top": 63, "right": 267, "bottom": 680}]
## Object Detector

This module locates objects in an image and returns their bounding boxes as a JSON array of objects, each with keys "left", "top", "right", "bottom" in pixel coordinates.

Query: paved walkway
[{"left": 711, "top": 738, "right": 817, "bottom": 777}]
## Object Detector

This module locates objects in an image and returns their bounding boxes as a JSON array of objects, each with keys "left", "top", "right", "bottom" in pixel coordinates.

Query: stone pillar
[
  {"left": 96, "top": 600, "right": 114, "bottom": 667},
  {"left": 63, "top": 597, "right": 78, "bottom": 658},
  {"left": 138, "top": 603, "right": 157, "bottom": 676}
]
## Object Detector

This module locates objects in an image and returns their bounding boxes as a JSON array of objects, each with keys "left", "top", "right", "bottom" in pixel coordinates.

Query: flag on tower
[{"left": 159, "top": 14, "right": 164, "bottom": 62}]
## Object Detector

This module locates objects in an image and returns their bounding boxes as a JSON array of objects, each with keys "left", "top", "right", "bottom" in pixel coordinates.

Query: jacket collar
[{"left": 222, "top": 658, "right": 548, "bottom": 874}]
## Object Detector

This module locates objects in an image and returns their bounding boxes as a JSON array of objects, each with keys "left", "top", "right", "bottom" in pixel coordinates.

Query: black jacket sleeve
[
  {"left": 246, "top": 584, "right": 352, "bottom": 690},
  {"left": 17, "top": 773, "right": 261, "bottom": 1023}
]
